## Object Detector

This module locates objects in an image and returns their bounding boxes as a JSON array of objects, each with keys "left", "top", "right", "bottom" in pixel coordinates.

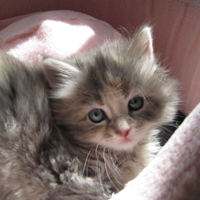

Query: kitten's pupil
[
  {"left": 128, "top": 97, "right": 143, "bottom": 111},
  {"left": 94, "top": 112, "right": 98, "bottom": 117},
  {"left": 89, "top": 109, "right": 106, "bottom": 123}
]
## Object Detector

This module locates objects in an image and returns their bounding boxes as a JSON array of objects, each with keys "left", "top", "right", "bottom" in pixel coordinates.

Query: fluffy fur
[{"left": 0, "top": 26, "right": 179, "bottom": 199}]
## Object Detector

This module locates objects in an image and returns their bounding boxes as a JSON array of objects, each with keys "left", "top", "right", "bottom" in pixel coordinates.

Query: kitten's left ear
[
  {"left": 43, "top": 57, "right": 80, "bottom": 88},
  {"left": 128, "top": 26, "right": 154, "bottom": 61}
]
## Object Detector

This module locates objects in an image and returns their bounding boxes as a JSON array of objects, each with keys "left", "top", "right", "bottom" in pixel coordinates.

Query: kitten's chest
[
  {"left": 86, "top": 151, "right": 145, "bottom": 191},
  {"left": 103, "top": 158, "right": 144, "bottom": 190}
]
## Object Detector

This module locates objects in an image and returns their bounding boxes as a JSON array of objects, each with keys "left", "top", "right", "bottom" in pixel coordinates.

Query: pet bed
[{"left": 0, "top": 0, "right": 200, "bottom": 199}]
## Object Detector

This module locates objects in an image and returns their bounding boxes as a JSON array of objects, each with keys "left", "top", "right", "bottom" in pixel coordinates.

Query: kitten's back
[
  {"left": 0, "top": 50, "right": 50, "bottom": 140},
  {"left": 0, "top": 51, "right": 111, "bottom": 200},
  {"left": 0, "top": 51, "right": 52, "bottom": 199}
]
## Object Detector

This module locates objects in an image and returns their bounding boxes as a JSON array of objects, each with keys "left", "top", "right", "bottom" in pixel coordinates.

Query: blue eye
[
  {"left": 128, "top": 97, "right": 143, "bottom": 111},
  {"left": 88, "top": 109, "right": 106, "bottom": 123}
]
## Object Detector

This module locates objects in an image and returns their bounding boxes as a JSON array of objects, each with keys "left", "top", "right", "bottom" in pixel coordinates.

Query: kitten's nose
[{"left": 119, "top": 127, "right": 131, "bottom": 138}]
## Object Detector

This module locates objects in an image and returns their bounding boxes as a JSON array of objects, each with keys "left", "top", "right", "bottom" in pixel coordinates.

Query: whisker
[
  {"left": 103, "top": 148, "right": 119, "bottom": 192},
  {"left": 82, "top": 146, "right": 95, "bottom": 176},
  {"left": 113, "top": 153, "right": 123, "bottom": 165},
  {"left": 108, "top": 151, "right": 123, "bottom": 175},
  {"left": 108, "top": 151, "right": 124, "bottom": 187}
]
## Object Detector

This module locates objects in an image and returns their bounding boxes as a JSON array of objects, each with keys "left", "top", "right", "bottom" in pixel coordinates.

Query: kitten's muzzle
[{"left": 116, "top": 127, "right": 131, "bottom": 138}]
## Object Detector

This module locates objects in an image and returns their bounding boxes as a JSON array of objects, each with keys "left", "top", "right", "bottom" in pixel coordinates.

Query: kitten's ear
[
  {"left": 128, "top": 26, "right": 154, "bottom": 61},
  {"left": 43, "top": 57, "right": 79, "bottom": 88}
]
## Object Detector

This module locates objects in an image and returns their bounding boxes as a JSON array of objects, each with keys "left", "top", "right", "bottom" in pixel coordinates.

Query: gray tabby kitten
[{"left": 0, "top": 26, "right": 178, "bottom": 200}]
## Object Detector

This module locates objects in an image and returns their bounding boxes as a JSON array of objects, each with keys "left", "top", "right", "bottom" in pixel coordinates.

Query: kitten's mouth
[
  {"left": 118, "top": 135, "right": 133, "bottom": 143},
  {"left": 118, "top": 132, "right": 144, "bottom": 147},
  {"left": 120, "top": 135, "right": 129, "bottom": 139}
]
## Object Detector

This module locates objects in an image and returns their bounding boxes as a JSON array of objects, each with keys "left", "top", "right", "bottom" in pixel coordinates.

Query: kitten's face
[
  {"left": 79, "top": 90, "right": 159, "bottom": 152},
  {"left": 43, "top": 26, "right": 178, "bottom": 152}
]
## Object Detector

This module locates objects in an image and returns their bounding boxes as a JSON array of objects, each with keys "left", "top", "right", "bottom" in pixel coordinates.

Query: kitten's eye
[
  {"left": 128, "top": 97, "right": 144, "bottom": 111},
  {"left": 88, "top": 109, "right": 106, "bottom": 123}
]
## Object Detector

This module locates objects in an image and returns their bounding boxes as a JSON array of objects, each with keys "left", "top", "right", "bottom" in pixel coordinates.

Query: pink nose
[{"left": 118, "top": 128, "right": 131, "bottom": 138}]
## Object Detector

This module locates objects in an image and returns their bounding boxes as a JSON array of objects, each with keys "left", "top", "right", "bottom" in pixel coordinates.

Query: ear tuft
[
  {"left": 43, "top": 57, "right": 79, "bottom": 88},
  {"left": 128, "top": 26, "right": 154, "bottom": 61}
]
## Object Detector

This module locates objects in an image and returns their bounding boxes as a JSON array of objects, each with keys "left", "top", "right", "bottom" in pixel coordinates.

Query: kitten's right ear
[
  {"left": 127, "top": 26, "right": 154, "bottom": 62},
  {"left": 43, "top": 57, "right": 80, "bottom": 88}
]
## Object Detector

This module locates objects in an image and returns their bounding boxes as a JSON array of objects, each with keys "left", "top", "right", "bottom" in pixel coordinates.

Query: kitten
[{"left": 0, "top": 26, "right": 179, "bottom": 199}]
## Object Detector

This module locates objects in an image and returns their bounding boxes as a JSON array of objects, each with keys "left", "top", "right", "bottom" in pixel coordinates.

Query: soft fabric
[
  {"left": 0, "top": 10, "right": 121, "bottom": 64},
  {"left": 0, "top": 9, "right": 200, "bottom": 200}
]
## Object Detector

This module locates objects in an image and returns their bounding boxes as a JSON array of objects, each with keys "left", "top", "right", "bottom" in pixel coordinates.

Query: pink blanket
[
  {"left": 0, "top": 10, "right": 200, "bottom": 199},
  {"left": 0, "top": 10, "right": 121, "bottom": 64}
]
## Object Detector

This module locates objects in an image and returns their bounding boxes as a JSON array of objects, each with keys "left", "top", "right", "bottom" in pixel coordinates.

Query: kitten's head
[{"left": 43, "top": 26, "right": 179, "bottom": 152}]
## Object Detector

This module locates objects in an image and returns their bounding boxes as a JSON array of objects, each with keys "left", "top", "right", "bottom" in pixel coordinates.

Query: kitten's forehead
[
  {"left": 84, "top": 61, "right": 133, "bottom": 97},
  {"left": 103, "top": 92, "right": 128, "bottom": 117},
  {"left": 76, "top": 54, "right": 138, "bottom": 114}
]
